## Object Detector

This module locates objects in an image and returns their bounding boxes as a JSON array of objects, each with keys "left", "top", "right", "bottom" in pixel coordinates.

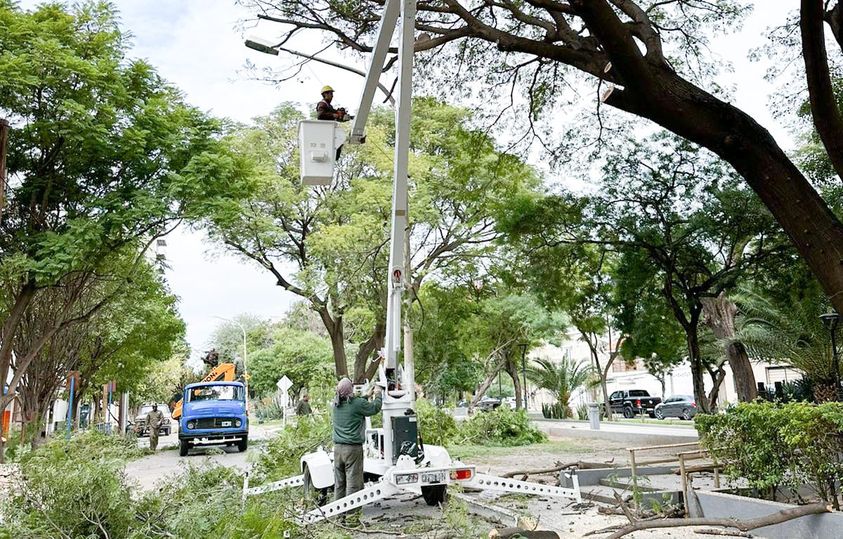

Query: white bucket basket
[{"left": 298, "top": 120, "right": 348, "bottom": 186}]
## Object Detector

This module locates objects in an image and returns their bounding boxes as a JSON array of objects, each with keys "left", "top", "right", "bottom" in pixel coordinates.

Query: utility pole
[{"left": 0, "top": 119, "right": 9, "bottom": 221}]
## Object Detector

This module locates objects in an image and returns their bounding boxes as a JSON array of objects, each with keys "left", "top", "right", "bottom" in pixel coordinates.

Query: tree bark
[
  {"left": 686, "top": 327, "right": 709, "bottom": 413},
  {"left": 318, "top": 306, "right": 348, "bottom": 379},
  {"left": 470, "top": 356, "right": 505, "bottom": 409},
  {"left": 801, "top": 0, "right": 843, "bottom": 179},
  {"left": 701, "top": 293, "right": 757, "bottom": 402}
]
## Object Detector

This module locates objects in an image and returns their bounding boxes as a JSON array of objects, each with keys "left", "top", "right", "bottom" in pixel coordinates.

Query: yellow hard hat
[{"left": 321, "top": 85, "right": 334, "bottom": 94}]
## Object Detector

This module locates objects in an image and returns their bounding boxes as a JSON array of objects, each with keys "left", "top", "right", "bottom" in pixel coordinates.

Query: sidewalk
[{"left": 533, "top": 417, "right": 698, "bottom": 445}]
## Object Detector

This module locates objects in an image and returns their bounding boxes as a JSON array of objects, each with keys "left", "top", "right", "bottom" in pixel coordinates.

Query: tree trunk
[
  {"left": 701, "top": 293, "right": 757, "bottom": 402},
  {"left": 686, "top": 328, "right": 709, "bottom": 413},
  {"left": 470, "top": 357, "right": 505, "bottom": 409},
  {"left": 318, "top": 307, "right": 348, "bottom": 379}
]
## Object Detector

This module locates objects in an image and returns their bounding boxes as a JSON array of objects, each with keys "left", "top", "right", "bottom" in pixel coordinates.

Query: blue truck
[{"left": 178, "top": 381, "right": 248, "bottom": 456}]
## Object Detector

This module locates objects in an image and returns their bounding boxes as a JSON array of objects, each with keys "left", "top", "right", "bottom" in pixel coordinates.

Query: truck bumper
[{"left": 179, "top": 431, "right": 248, "bottom": 444}]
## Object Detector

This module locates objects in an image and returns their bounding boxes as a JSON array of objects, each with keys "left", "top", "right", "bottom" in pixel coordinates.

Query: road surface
[{"left": 124, "top": 421, "right": 285, "bottom": 491}]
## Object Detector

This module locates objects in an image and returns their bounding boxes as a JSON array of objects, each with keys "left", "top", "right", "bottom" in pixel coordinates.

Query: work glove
[{"left": 373, "top": 385, "right": 383, "bottom": 398}]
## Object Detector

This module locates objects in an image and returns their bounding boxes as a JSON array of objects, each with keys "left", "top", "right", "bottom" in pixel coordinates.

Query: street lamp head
[
  {"left": 820, "top": 310, "right": 842, "bottom": 333},
  {"left": 244, "top": 37, "right": 279, "bottom": 56}
]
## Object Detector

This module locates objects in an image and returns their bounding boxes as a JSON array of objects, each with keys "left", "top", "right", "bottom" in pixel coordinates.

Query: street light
[
  {"left": 519, "top": 343, "right": 528, "bottom": 410},
  {"left": 819, "top": 309, "right": 843, "bottom": 400},
  {"left": 214, "top": 316, "right": 249, "bottom": 413}
]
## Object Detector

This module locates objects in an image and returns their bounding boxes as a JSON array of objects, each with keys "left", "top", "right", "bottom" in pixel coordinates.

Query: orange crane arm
[{"left": 171, "top": 363, "right": 236, "bottom": 420}]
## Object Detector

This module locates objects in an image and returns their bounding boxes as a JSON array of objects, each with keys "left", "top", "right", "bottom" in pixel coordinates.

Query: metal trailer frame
[{"left": 243, "top": 0, "right": 582, "bottom": 525}]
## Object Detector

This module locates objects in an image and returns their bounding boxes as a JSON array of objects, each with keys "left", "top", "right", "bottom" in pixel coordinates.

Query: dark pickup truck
[{"left": 609, "top": 389, "right": 662, "bottom": 418}]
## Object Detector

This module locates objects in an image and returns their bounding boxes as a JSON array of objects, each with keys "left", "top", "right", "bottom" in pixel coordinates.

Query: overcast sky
[{"left": 21, "top": 0, "right": 795, "bottom": 360}]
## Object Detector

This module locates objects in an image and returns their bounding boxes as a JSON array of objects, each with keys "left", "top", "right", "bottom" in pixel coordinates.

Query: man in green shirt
[{"left": 331, "top": 377, "right": 382, "bottom": 517}]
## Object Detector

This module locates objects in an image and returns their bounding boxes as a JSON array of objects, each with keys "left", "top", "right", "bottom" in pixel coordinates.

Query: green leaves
[{"left": 698, "top": 402, "right": 843, "bottom": 503}]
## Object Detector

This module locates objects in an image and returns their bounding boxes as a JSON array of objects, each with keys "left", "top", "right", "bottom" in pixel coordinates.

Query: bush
[
  {"left": 416, "top": 398, "right": 458, "bottom": 446},
  {"left": 252, "top": 413, "right": 332, "bottom": 484},
  {"left": 2, "top": 432, "right": 139, "bottom": 539},
  {"left": 697, "top": 401, "right": 843, "bottom": 504},
  {"left": 542, "top": 402, "right": 566, "bottom": 419},
  {"left": 576, "top": 403, "right": 589, "bottom": 420},
  {"left": 457, "top": 407, "right": 546, "bottom": 446}
]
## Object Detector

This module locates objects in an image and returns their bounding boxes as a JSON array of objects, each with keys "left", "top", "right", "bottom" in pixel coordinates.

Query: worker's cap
[
  {"left": 336, "top": 377, "right": 353, "bottom": 398},
  {"left": 321, "top": 85, "right": 335, "bottom": 94}
]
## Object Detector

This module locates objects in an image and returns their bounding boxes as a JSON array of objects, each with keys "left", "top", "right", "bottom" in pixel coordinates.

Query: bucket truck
[{"left": 242, "top": 0, "right": 581, "bottom": 524}]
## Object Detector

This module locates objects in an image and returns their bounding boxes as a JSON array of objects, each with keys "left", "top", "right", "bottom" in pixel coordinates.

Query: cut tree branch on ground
[
  {"left": 501, "top": 459, "right": 614, "bottom": 478},
  {"left": 694, "top": 529, "right": 752, "bottom": 537},
  {"left": 591, "top": 502, "right": 831, "bottom": 539}
]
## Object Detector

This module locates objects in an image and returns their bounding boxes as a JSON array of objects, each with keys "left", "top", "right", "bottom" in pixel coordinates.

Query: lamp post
[
  {"left": 820, "top": 309, "right": 843, "bottom": 401},
  {"left": 214, "top": 316, "right": 249, "bottom": 412},
  {"left": 519, "top": 343, "right": 528, "bottom": 410}
]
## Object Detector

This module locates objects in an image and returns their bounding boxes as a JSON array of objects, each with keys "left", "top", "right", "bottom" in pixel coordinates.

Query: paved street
[{"left": 125, "top": 421, "right": 285, "bottom": 491}]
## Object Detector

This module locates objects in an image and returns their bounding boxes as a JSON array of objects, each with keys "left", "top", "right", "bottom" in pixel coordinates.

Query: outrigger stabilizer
[{"left": 243, "top": 0, "right": 582, "bottom": 524}]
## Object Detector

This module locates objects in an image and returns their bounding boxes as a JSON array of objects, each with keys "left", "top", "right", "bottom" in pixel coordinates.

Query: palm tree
[
  {"left": 527, "top": 356, "right": 593, "bottom": 418},
  {"left": 732, "top": 289, "right": 838, "bottom": 403}
]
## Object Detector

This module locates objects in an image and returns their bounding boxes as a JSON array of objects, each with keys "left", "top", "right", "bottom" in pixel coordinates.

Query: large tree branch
[{"left": 802, "top": 0, "right": 843, "bottom": 179}]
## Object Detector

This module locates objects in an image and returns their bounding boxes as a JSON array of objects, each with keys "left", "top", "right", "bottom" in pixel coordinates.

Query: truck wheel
[
  {"left": 303, "top": 465, "right": 328, "bottom": 506},
  {"left": 421, "top": 484, "right": 447, "bottom": 506},
  {"left": 623, "top": 406, "right": 635, "bottom": 419},
  {"left": 179, "top": 439, "right": 189, "bottom": 457},
  {"left": 237, "top": 437, "right": 248, "bottom": 452},
  {"left": 163, "top": 428, "right": 171, "bottom": 436}
]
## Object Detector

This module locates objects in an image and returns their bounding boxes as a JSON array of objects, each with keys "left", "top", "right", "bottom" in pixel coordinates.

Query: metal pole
[
  {"left": 65, "top": 376, "right": 75, "bottom": 440},
  {"left": 520, "top": 344, "right": 528, "bottom": 410},
  {"left": 241, "top": 323, "right": 250, "bottom": 414},
  {"left": 0, "top": 119, "right": 8, "bottom": 221},
  {"left": 832, "top": 326, "right": 840, "bottom": 400}
]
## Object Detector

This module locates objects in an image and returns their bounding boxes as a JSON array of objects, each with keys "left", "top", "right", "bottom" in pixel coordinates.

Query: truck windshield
[{"left": 188, "top": 385, "right": 245, "bottom": 402}]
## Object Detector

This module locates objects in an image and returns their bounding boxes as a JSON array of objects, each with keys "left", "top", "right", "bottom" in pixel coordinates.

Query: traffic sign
[{"left": 277, "top": 375, "right": 293, "bottom": 392}]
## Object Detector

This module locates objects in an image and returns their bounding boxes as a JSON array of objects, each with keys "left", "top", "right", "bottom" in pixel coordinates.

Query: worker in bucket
[
  {"left": 316, "top": 85, "right": 351, "bottom": 122},
  {"left": 331, "top": 377, "right": 382, "bottom": 523},
  {"left": 145, "top": 404, "right": 164, "bottom": 451}
]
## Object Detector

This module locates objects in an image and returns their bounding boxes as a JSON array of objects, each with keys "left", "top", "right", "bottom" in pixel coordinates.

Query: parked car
[
  {"left": 502, "top": 397, "right": 517, "bottom": 410},
  {"left": 654, "top": 395, "right": 697, "bottom": 420},
  {"left": 179, "top": 381, "right": 248, "bottom": 456},
  {"left": 130, "top": 403, "right": 172, "bottom": 437},
  {"left": 609, "top": 389, "right": 662, "bottom": 418},
  {"left": 475, "top": 397, "right": 502, "bottom": 412}
]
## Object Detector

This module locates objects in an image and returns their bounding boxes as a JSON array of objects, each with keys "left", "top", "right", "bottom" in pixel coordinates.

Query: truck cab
[{"left": 178, "top": 381, "right": 248, "bottom": 456}]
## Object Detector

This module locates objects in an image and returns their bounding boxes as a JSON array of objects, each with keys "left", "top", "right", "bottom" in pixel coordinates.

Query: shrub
[
  {"left": 697, "top": 401, "right": 843, "bottom": 504},
  {"left": 252, "top": 413, "right": 332, "bottom": 483},
  {"left": 576, "top": 403, "right": 589, "bottom": 420},
  {"left": 2, "top": 432, "right": 138, "bottom": 539},
  {"left": 541, "top": 402, "right": 566, "bottom": 419},
  {"left": 457, "top": 407, "right": 546, "bottom": 446},
  {"left": 416, "top": 398, "right": 458, "bottom": 446}
]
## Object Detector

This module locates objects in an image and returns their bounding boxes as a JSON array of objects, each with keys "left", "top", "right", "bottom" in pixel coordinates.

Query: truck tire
[
  {"left": 303, "top": 465, "right": 329, "bottom": 506},
  {"left": 179, "top": 439, "right": 189, "bottom": 457},
  {"left": 163, "top": 427, "right": 171, "bottom": 436},
  {"left": 421, "top": 484, "right": 447, "bottom": 506},
  {"left": 623, "top": 406, "right": 635, "bottom": 419},
  {"left": 237, "top": 437, "right": 248, "bottom": 452}
]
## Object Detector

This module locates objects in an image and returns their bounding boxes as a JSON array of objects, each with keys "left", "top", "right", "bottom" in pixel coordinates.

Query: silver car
[{"left": 654, "top": 395, "right": 697, "bottom": 420}]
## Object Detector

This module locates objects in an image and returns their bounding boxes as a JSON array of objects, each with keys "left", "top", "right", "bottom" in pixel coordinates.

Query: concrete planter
[{"left": 695, "top": 490, "right": 843, "bottom": 539}]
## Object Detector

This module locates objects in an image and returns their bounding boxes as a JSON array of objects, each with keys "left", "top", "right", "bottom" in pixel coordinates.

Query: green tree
[
  {"left": 247, "top": 327, "right": 334, "bottom": 398},
  {"left": 198, "top": 99, "right": 538, "bottom": 381},
  {"left": 0, "top": 1, "right": 237, "bottom": 419},
  {"left": 13, "top": 256, "right": 184, "bottom": 443},
  {"left": 504, "top": 134, "right": 785, "bottom": 411},
  {"left": 247, "top": 0, "right": 843, "bottom": 321},
  {"left": 527, "top": 357, "right": 593, "bottom": 418}
]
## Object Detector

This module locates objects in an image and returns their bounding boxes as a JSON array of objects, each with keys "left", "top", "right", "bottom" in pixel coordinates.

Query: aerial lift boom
[
  {"left": 171, "top": 363, "right": 236, "bottom": 420},
  {"left": 243, "top": 0, "right": 581, "bottom": 522}
]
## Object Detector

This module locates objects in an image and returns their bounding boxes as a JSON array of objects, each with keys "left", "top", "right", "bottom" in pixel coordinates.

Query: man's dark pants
[{"left": 334, "top": 443, "right": 364, "bottom": 502}]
